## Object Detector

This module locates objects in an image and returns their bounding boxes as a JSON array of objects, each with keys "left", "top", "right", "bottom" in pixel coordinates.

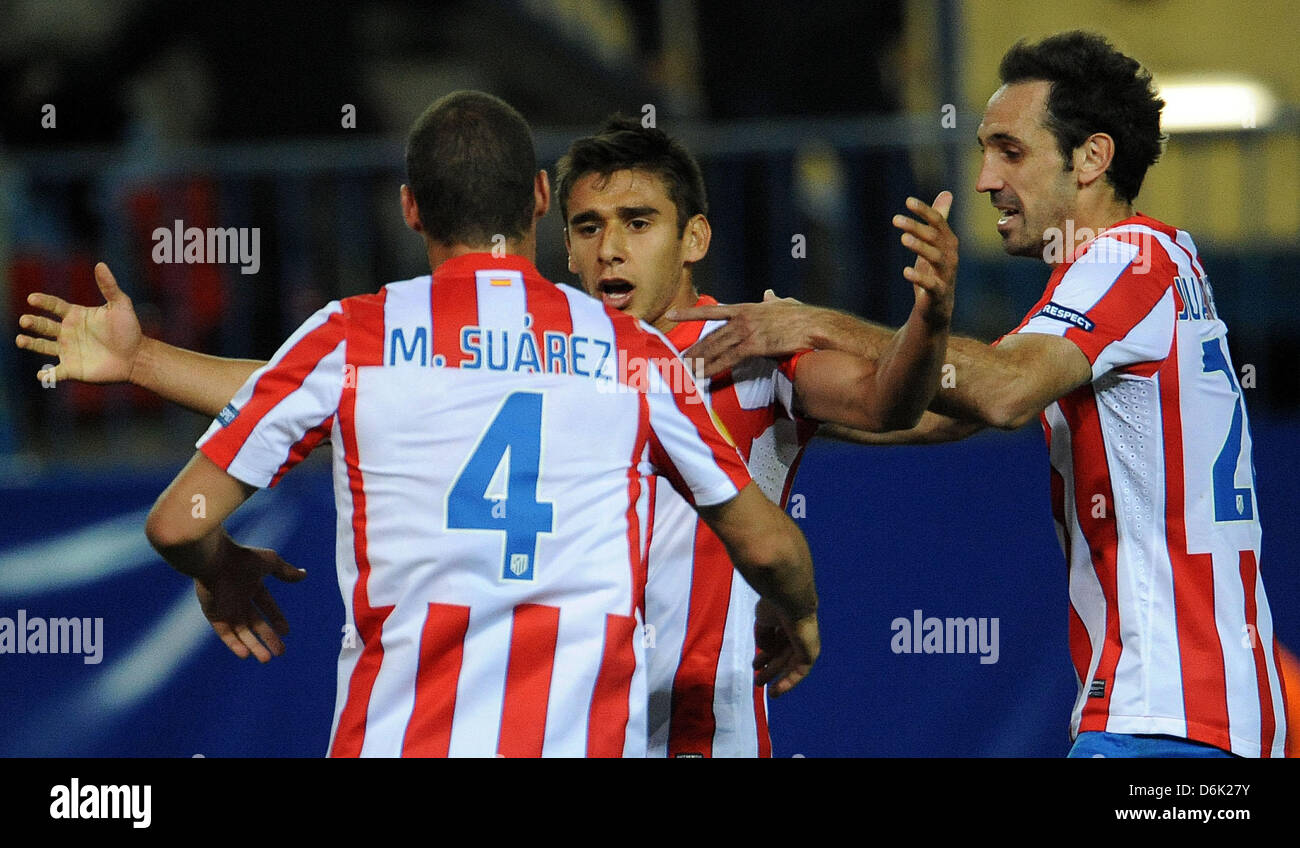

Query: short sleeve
[
  {"left": 1013, "top": 235, "right": 1175, "bottom": 380},
  {"left": 198, "top": 301, "right": 347, "bottom": 487},
  {"left": 639, "top": 331, "right": 752, "bottom": 507}
]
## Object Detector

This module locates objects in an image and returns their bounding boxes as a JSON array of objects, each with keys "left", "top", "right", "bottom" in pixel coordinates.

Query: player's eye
[
  {"left": 628, "top": 219, "right": 650, "bottom": 231},
  {"left": 575, "top": 223, "right": 599, "bottom": 236}
]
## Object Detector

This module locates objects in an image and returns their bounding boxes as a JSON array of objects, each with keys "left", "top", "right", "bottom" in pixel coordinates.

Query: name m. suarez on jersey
[
  {"left": 50, "top": 779, "right": 150, "bottom": 828},
  {"left": 385, "top": 324, "right": 615, "bottom": 379}
]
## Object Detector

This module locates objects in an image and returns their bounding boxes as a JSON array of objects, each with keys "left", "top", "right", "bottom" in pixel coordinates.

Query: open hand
[
  {"left": 15, "top": 262, "right": 143, "bottom": 385},
  {"left": 194, "top": 541, "right": 307, "bottom": 663}
]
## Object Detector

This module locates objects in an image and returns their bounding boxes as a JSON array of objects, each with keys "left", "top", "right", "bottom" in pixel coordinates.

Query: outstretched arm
[{"left": 16, "top": 262, "right": 265, "bottom": 417}]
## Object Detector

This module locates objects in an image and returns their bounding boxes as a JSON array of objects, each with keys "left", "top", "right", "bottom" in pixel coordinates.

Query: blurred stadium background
[{"left": 1, "top": 0, "right": 1296, "bottom": 756}]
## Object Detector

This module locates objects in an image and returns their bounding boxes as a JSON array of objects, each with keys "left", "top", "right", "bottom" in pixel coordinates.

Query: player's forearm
[
  {"left": 146, "top": 452, "right": 253, "bottom": 579},
  {"left": 131, "top": 337, "right": 266, "bottom": 418},
  {"left": 700, "top": 485, "right": 818, "bottom": 621},
  {"left": 733, "top": 529, "right": 818, "bottom": 624},
  {"left": 926, "top": 335, "right": 1035, "bottom": 429},
  {"left": 819, "top": 411, "right": 984, "bottom": 445},
  {"left": 799, "top": 306, "right": 896, "bottom": 361},
  {"left": 147, "top": 521, "right": 231, "bottom": 583},
  {"left": 865, "top": 301, "right": 949, "bottom": 430}
]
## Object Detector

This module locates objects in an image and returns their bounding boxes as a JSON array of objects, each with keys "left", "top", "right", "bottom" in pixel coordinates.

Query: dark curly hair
[
  {"left": 555, "top": 116, "right": 708, "bottom": 233},
  {"left": 999, "top": 31, "right": 1166, "bottom": 203}
]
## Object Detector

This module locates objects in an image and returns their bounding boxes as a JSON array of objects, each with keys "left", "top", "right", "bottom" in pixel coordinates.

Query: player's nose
[
  {"left": 975, "top": 155, "right": 1003, "bottom": 194},
  {"left": 597, "top": 227, "right": 625, "bottom": 263}
]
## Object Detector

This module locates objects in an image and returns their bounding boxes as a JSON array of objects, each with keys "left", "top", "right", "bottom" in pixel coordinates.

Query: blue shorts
[{"left": 1068, "top": 731, "right": 1236, "bottom": 758}]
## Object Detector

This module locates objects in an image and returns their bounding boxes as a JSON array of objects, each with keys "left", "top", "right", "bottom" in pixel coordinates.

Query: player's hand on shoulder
[
  {"left": 667, "top": 290, "right": 818, "bottom": 379},
  {"left": 194, "top": 541, "right": 307, "bottom": 663},
  {"left": 15, "top": 261, "right": 144, "bottom": 385},
  {"left": 894, "top": 191, "right": 958, "bottom": 330},
  {"left": 753, "top": 598, "right": 820, "bottom": 697}
]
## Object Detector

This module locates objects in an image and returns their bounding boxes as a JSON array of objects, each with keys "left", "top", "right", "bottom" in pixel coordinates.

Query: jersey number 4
[
  {"left": 1201, "top": 337, "right": 1256, "bottom": 522},
  {"left": 447, "top": 391, "right": 554, "bottom": 581}
]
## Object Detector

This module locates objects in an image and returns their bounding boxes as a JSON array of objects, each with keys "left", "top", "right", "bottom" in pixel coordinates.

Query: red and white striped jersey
[
  {"left": 1009, "top": 214, "right": 1288, "bottom": 757},
  {"left": 196, "top": 254, "right": 752, "bottom": 758},
  {"left": 645, "top": 296, "right": 818, "bottom": 758}
]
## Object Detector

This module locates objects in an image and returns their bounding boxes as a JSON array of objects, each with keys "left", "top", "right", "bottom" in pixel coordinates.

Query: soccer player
[
  {"left": 673, "top": 31, "right": 1289, "bottom": 758},
  {"left": 18, "top": 116, "right": 957, "bottom": 757},
  {"left": 33, "top": 91, "right": 826, "bottom": 757},
  {"left": 553, "top": 117, "right": 956, "bottom": 756}
]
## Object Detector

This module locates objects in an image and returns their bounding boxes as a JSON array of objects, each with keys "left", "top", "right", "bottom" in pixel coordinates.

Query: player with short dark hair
[
  {"left": 556, "top": 115, "right": 708, "bottom": 234},
  {"left": 673, "top": 31, "right": 1289, "bottom": 758},
  {"left": 28, "top": 90, "right": 824, "bottom": 757},
  {"left": 998, "top": 31, "right": 1165, "bottom": 207},
  {"left": 404, "top": 91, "right": 539, "bottom": 245},
  {"left": 554, "top": 116, "right": 959, "bottom": 756}
]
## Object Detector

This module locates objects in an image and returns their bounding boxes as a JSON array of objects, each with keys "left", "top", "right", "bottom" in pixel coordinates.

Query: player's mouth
[
  {"left": 992, "top": 193, "right": 1022, "bottom": 235},
  {"left": 994, "top": 205, "right": 1022, "bottom": 234},
  {"left": 598, "top": 278, "right": 635, "bottom": 310}
]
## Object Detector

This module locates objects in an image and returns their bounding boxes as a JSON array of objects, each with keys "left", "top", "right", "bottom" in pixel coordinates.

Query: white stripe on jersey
[
  {"left": 713, "top": 571, "right": 761, "bottom": 757},
  {"left": 361, "top": 601, "right": 428, "bottom": 757},
  {"left": 446, "top": 604, "right": 513, "bottom": 758},
  {"left": 383, "top": 276, "right": 432, "bottom": 366},
  {"left": 1093, "top": 373, "right": 1183, "bottom": 730},
  {"left": 328, "top": 413, "right": 363, "bottom": 757}
]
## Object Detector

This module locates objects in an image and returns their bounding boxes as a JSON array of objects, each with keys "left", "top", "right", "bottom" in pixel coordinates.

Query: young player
[
  {"left": 672, "top": 31, "right": 1289, "bottom": 758},
  {"left": 41, "top": 91, "right": 824, "bottom": 757},
  {"left": 554, "top": 117, "right": 957, "bottom": 756}
]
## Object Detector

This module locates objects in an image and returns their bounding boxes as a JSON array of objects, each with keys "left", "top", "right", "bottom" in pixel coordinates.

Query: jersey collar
[{"left": 666, "top": 293, "right": 717, "bottom": 350}]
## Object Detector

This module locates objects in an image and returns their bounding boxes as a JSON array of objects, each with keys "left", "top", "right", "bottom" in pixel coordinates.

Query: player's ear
[
  {"left": 682, "top": 213, "right": 711, "bottom": 264},
  {"left": 533, "top": 170, "right": 551, "bottom": 221},
  {"left": 1074, "top": 133, "right": 1115, "bottom": 190},
  {"left": 400, "top": 185, "right": 423, "bottom": 233}
]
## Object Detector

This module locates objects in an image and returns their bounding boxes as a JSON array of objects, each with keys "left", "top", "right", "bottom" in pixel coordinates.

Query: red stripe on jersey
[
  {"left": 497, "top": 604, "right": 562, "bottom": 758},
  {"left": 401, "top": 602, "right": 471, "bottom": 757},
  {"left": 431, "top": 277, "right": 480, "bottom": 367},
  {"left": 624, "top": 390, "right": 651, "bottom": 616},
  {"left": 203, "top": 310, "right": 345, "bottom": 470},
  {"left": 1058, "top": 386, "right": 1123, "bottom": 733},
  {"left": 268, "top": 414, "right": 333, "bottom": 487},
  {"left": 1157, "top": 340, "right": 1232, "bottom": 751},
  {"left": 587, "top": 612, "right": 639, "bottom": 757},
  {"left": 706, "top": 370, "right": 775, "bottom": 460},
  {"left": 1062, "top": 268, "right": 1170, "bottom": 367},
  {"left": 752, "top": 681, "right": 772, "bottom": 758},
  {"left": 330, "top": 292, "right": 395, "bottom": 758},
  {"left": 667, "top": 521, "right": 732, "bottom": 758},
  {"left": 523, "top": 279, "right": 575, "bottom": 374},
  {"left": 1239, "top": 551, "right": 1276, "bottom": 757}
]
